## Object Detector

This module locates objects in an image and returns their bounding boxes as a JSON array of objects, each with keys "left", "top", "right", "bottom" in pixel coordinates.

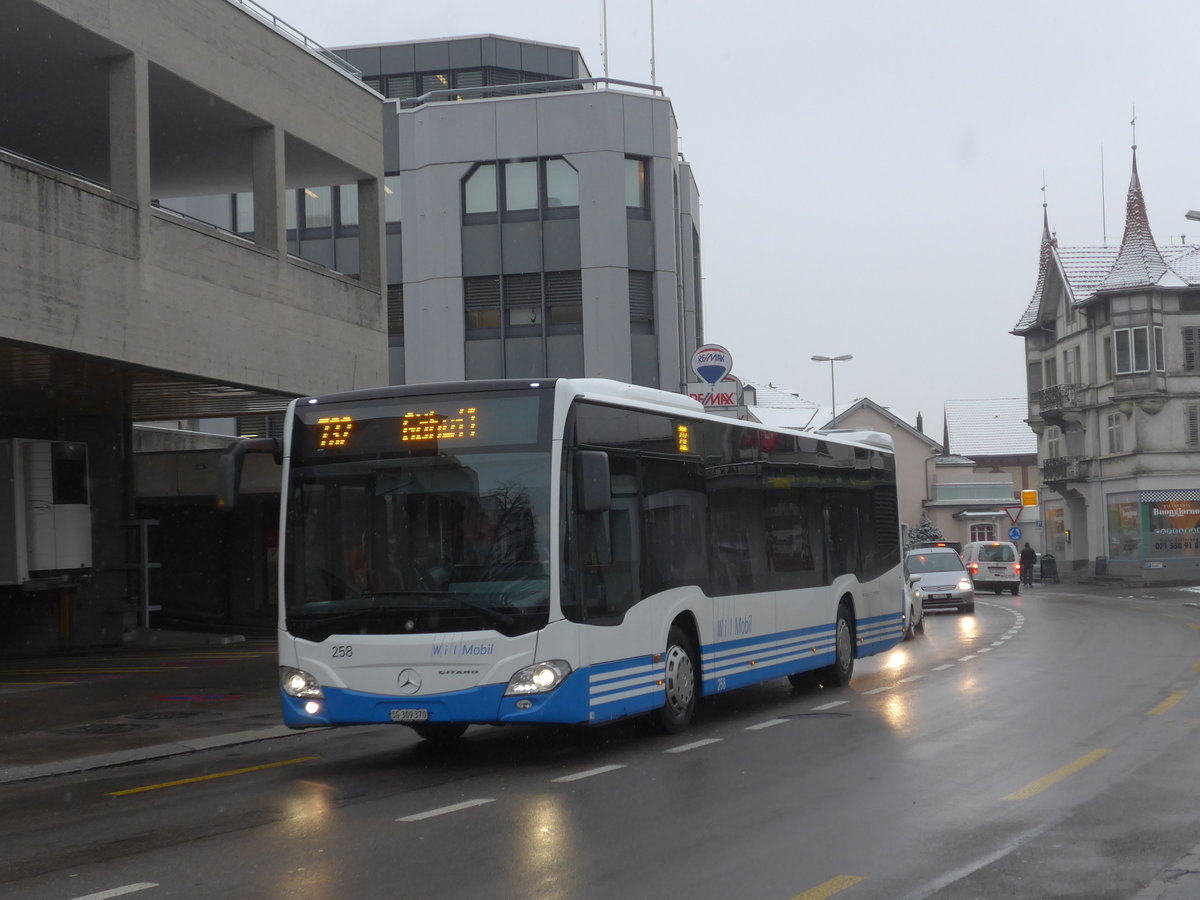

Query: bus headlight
[
  {"left": 505, "top": 660, "right": 571, "bottom": 695},
  {"left": 280, "top": 666, "right": 324, "bottom": 699}
]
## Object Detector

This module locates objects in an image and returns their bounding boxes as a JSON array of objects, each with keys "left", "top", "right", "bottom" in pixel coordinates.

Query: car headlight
[
  {"left": 505, "top": 660, "right": 572, "bottom": 695},
  {"left": 280, "top": 666, "right": 324, "bottom": 699},
  {"left": 957, "top": 578, "right": 972, "bottom": 591}
]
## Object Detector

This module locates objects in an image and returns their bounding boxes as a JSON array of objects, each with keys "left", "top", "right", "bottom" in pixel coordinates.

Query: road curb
[{"left": 0, "top": 725, "right": 300, "bottom": 786}]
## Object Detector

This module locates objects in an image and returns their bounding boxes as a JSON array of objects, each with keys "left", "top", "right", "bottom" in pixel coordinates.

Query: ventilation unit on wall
[{"left": 0, "top": 439, "right": 93, "bottom": 587}]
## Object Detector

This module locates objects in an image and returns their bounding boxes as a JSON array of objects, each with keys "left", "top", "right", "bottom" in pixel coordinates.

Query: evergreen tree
[{"left": 907, "top": 511, "right": 943, "bottom": 547}]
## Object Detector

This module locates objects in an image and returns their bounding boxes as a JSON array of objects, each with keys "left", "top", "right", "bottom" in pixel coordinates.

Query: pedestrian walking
[{"left": 1020, "top": 542, "right": 1037, "bottom": 586}]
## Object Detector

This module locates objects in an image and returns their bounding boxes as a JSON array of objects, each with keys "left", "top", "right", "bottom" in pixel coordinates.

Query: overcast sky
[{"left": 265, "top": 0, "right": 1200, "bottom": 425}]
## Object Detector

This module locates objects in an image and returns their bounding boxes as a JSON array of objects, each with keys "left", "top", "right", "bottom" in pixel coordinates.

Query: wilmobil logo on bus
[
  {"left": 431, "top": 637, "right": 496, "bottom": 657},
  {"left": 716, "top": 615, "right": 752, "bottom": 639}
]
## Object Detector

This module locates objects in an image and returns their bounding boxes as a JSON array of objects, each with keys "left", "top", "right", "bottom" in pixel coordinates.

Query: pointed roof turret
[
  {"left": 1012, "top": 201, "right": 1060, "bottom": 333},
  {"left": 1096, "top": 146, "right": 1185, "bottom": 291}
]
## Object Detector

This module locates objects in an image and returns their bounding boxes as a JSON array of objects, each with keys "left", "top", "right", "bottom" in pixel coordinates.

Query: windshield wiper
[{"left": 361, "top": 589, "right": 516, "bottom": 628}]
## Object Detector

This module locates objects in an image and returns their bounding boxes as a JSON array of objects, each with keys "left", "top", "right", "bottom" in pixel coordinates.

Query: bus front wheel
[{"left": 651, "top": 626, "right": 698, "bottom": 734}]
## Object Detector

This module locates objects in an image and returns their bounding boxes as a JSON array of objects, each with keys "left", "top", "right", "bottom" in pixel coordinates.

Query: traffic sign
[
  {"left": 1008, "top": 526, "right": 1022, "bottom": 541},
  {"left": 1004, "top": 505, "right": 1022, "bottom": 524}
]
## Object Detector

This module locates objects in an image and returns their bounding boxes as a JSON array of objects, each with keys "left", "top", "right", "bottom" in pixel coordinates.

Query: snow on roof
[
  {"left": 944, "top": 398, "right": 1037, "bottom": 457},
  {"left": 1014, "top": 151, "right": 1200, "bottom": 334}
]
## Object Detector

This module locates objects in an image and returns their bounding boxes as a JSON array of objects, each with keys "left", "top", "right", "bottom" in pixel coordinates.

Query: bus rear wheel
[
  {"left": 819, "top": 602, "right": 855, "bottom": 687},
  {"left": 651, "top": 625, "right": 697, "bottom": 734},
  {"left": 410, "top": 722, "right": 469, "bottom": 744}
]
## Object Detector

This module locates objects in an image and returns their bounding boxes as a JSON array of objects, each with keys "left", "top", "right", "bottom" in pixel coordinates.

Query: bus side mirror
[
  {"left": 575, "top": 450, "right": 611, "bottom": 513},
  {"left": 218, "top": 437, "right": 281, "bottom": 510}
]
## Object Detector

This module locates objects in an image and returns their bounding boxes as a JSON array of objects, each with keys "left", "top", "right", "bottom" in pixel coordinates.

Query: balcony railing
[
  {"left": 1042, "top": 456, "right": 1088, "bottom": 483},
  {"left": 1032, "top": 382, "right": 1082, "bottom": 413}
]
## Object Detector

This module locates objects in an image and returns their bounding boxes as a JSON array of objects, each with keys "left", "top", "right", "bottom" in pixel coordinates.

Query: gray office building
[{"left": 336, "top": 36, "right": 706, "bottom": 391}]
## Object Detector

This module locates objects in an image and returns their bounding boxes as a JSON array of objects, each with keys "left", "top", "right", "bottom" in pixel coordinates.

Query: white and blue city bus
[{"left": 244, "top": 378, "right": 904, "bottom": 741}]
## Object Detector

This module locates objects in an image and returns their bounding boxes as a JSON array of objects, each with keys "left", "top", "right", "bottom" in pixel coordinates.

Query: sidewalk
[{"left": 0, "top": 631, "right": 291, "bottom": 785}]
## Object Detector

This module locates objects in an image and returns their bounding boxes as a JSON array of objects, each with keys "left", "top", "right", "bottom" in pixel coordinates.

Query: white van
[{"left": 961, "top": 541, "right": 1020, "bottom": 594}]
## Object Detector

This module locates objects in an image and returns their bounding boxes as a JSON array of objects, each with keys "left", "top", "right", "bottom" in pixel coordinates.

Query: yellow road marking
[
  {"left": 1187, "top": 623, "right": 1200, "bottom": 632},
  {"left": 1193, "top": 657, "right": 1200, "bottom": 674},
  {"left": 1004, "top": 749, "right": 1110, "bottom": 801},
  {"left": 789, "top": 875, "right": 865, "bottom": 900},
  {"left": 1148, "top": 691, "right": 1187, "bottom": 716},
  {"left": 106, "top": 757, "right": 317, "bottom": 796}
]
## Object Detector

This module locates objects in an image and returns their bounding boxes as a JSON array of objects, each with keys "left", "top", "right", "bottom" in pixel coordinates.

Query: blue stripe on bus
[{"left": 281, "top": 615, "right": 903, "bottom": 728}]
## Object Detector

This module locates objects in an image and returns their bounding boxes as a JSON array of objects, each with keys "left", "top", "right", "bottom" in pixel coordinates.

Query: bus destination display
[{"left": 298, "top": 394, "right": 542, "bottom": 457}]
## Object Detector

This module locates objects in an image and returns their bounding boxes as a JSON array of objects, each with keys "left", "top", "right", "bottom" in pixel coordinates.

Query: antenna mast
[
  {"left": 1101, "top": 144, "right": 1107, "bottom": 245},
  {"left": 602, "top": 0, "right": 609, "bottom": 78},
  {"left": 650, "top": 0, "right": 657, "bottom": 85}
]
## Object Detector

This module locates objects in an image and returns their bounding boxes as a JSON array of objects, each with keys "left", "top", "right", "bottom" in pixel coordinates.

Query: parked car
[
  {"left": 961, "top": 541, "right": 1021, "bottom": 594},
  {"left": 904, "top": 547, "right": 975, "bottom": 615}
]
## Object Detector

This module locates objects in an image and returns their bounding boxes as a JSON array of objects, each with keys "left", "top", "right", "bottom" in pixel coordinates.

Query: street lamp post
[{"left": 811, "top": 354, "right": 853, "bottom": 421}]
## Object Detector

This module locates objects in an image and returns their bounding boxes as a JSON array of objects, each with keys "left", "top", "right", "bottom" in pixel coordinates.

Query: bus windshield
[{"left": 283, "top": 391, "right": 551, "bottom": 642}]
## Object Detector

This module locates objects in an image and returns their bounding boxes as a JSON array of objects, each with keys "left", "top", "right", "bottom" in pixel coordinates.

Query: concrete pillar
[
  {"left": 108, "top": 52, "right": 150, "bottom": 205},
  {"left": 252, "top": 125, "right": 286, "bottom": 257},
  {"left": 357, "top": 175, "right": 385, "bottom": 292}
]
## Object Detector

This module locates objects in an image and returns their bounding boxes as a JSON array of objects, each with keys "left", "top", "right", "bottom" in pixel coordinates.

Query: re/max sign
[{"left": 689, "top": 391, "right": 737, "bottom": 406}]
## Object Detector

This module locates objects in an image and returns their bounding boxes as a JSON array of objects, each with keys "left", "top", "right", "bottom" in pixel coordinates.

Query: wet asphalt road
[{"left": 1, "top": 584, "right": 1199, "bottom": 899}]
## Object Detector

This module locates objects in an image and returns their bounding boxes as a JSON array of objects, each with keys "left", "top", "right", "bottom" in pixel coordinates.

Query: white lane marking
[
  {"left": 992, "top": 641, "right": 1006, "bottom": 646},
  {"left": 746, "top": 718, "right": 789, "bottom": 731},
  {"left": 959, "top": 655, "right": 977, "bottom": 661},
  {"left": 553, "top": 765, "right": 626, "bottom": 783},
  {"left": 862, "top": 686, "right": 892, "bottom": 695},
  {"left": 978, "top": 647, "right": 993, "bottom": 653},
  {"left": 397, "top": 798, "right": 494, "bottom": 822},
  {"left": 899, "top": 674, "right": 925, "bottom": 683},
  {"left": 71, "top": 886, "right": 158, "bottom": 900},
  {"left": 813, "top": 700, "right": 848, "bottom": 711},
  {"left": 665, "top": 738, "right": 722, "bottom": 754},
  {"left": 932, "top": 664, "right": 954, "bottom": 671}
]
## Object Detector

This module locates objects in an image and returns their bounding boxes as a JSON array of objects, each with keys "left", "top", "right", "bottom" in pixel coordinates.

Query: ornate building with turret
[{"left": 1013, "top": 148, "right": 1200, "bottom": 579}]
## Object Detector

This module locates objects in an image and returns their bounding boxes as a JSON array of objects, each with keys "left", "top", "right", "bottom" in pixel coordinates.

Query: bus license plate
[{"left": 390, "top": 709, "right": 429, "bottom": 722}]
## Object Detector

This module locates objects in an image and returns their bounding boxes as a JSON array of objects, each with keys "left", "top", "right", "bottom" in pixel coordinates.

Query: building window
[
  {"left": 1027, "top": 361, "right": 1043, "bottom": 394},
  {"left": 1107, "top": 412, "right": 1123, "bottom": 454},
  {"left": 303, "top": 187, "right": 332, "bottom": 230},
  {"left": 1063, "top": 346, "right": 1078, "bottom": 384},
  {"left": 234, "top": 192, "right": 253, "bottom": 234},
  {"left": 1115, "top": 326, "right": 1151, "bottom": 374},
  {"left": 1184, "top": 327, "right": 1200, "bottom": 372},
  {"left": 385, "top": 73, "right": 416, "bottom": 99},
  {"left": 387, "top": 284, "right": 404, "bottom": 339},
  {"left": 1046, "top": 425, "right": 1062, "bottom": 459},
  {"left": 338, "top": 183, "right": 358, "bottom": 228},
  {"left": 544, "top": 158, "right": 579, "bottom": 210},
  {"left": 629, "top": 271, "right": 654, "bottom": 332},
  {"left": 1043, "top": 357, "right": 1057, "bottom": 388},
  {"left": 420, "top": 72, "right": 450, "bottom": 95},
  {"left": 503, "top": 273, "right": 543, "bottom": 333},
  {"left": 1103, "top": 335, "right": 1113, "bottom": 380},
  {"left": 545, "top": 270, "right": 583, "bottom": 333},
  {"left": 503, "top": 161, "right": 539, "bottom": 212},
  {"left": 1154, "top": 325, "right": 1165, "bottom": 372},
  {"left": 464, "top": 164, "right": 498, "bottom": 215},
  {"left": 970, "top": 523, "right": 995, "bottom": 542},
  {"left": 463, "top": 158, "right": 579, "bottom": 220},
  {"left": 384, "top": 175, "right": 402, "bottom": 224},
  {"left": 1188, "top": 405, "right": 1200, "bottom": 448},
  {"left": 625, "top": 156, "right": 649, "bottom": 215},
  {"left": 464, "top": 275, "right": 501, "bottom": 337}
]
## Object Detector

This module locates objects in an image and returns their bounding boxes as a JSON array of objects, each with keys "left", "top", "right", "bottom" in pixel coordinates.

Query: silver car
[{"left": 904, "top": 547, "right": 975, "bottom": 615}]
